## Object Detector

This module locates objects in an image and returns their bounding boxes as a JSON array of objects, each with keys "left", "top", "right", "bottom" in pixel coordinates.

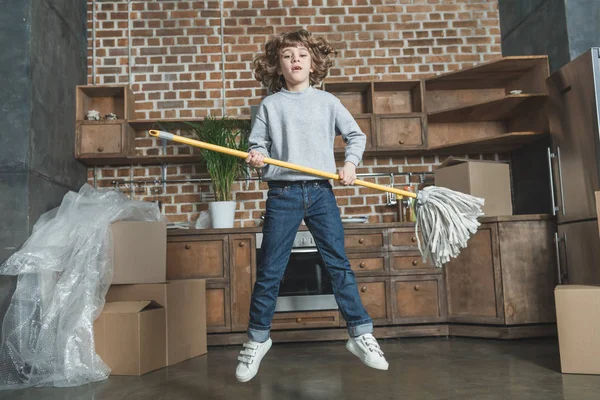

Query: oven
[{"left": 256, "top": 231, "right": 338, "bottom": 312}]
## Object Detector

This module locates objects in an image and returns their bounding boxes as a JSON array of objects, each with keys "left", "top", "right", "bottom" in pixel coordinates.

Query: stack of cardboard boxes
[{"left": 94, "top": 221, "right": 207, "bottom": 375}]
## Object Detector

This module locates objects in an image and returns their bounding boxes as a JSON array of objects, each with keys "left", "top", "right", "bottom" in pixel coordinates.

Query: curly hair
[{"left": 253, "top": 29, "right": 335, "bottom": 93}]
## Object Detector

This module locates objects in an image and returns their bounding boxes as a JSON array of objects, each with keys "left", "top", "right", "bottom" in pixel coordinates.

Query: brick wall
[{"left": 87, "top": 0, "right": 503, "bottom": 227}]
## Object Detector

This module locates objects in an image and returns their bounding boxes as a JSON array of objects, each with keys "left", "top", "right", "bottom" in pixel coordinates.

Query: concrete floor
[{"left": 1, "top": 337, "right": 600, "bottom": 400}]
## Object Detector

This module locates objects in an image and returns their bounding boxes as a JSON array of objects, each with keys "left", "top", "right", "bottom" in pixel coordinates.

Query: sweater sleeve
[
  {"left": 248, "top": 103, "right": 271, "bottom": 161},
  {"left": 334, "top": 100, "right": 366, "bottom": 166}
]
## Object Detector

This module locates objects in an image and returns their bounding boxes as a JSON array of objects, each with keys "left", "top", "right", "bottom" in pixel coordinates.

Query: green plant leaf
[{"left": 178, "top": 116, "right": 250, "bottom": 202}]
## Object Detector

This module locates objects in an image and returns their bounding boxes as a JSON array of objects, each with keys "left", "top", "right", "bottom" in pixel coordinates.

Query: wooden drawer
[
  {"left": 76, "top": 121, "right": 133, "bottom": 158},
  {"left": 344, "top": 231, "right": 385, "bottom": 252},
  {"left": 206, "top": 283, "right": 231, "bottom": 333},
  {"left": 348, "top": 253, "right": 386, "bottom": 275},
  {"left": 272, "top": 310, "right": 340, "bottom": 330},
  {"left": 390, "top": 230, "right": 421, "bottom": 248},
  {"left": 167, "top": 236, "right": 228, "bottom": 280},
  {"left": 392, "top": 276, "right": 444, "bottom": 323},
  {"left": 390, "top": 252, "right": 437, "bottom": 274},
  {"left": 356, "top": 278, "right": 391, "bottom": 323},
  {"left": 376, "top": 115, "right": 424, "bottom": 149}
]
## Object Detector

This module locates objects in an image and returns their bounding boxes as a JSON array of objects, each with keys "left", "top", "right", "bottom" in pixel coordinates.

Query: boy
[{"left": 236, "top": 29, "right": 388, "bottom": 383}]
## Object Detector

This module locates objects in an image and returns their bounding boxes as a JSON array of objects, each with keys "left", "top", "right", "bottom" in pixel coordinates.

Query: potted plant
[{"left": 183, "top": 116, "right": 250, "bottom": 228}]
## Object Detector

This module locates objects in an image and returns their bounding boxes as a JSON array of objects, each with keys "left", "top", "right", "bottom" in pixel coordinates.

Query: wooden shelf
[
  {"left": 427, "top": 94, "right": 547, "bottom": 123},
  {"left": 425, "top": 56, "right": 549, "bottom": 90},
  {"left": 77, "top": 154, "right": 203, "bottom": 166},
  {"left": 129, "top": 116, "right": 250, "bottom": 131},
  {"left": 426, "top": 132, "right": 548, "bottom": 154}
]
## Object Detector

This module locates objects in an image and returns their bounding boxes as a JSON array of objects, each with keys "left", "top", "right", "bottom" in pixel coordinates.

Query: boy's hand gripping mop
[{"left": 149, "top": 130, "right": 484, "bottom": 268}]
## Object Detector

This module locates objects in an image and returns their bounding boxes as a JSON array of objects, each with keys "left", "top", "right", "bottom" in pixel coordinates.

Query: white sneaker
[
  {"left": 346, "top": 333, "right": 389, "bottom": 370},
  {"left": 235, "top": 338, "right": 272, "bottom": 382}
]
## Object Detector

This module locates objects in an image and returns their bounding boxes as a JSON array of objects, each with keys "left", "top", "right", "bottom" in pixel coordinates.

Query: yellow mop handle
[{"left": 149, "top": 130, "right": 418, "bottom": 199}]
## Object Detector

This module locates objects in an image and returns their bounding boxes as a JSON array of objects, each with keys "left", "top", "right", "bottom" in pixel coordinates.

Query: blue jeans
[{"left": 248, "top": 179, "right": 373, "bottom": 342}]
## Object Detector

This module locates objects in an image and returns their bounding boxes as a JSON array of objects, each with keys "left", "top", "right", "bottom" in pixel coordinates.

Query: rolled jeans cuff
[
  {"left": 347, "top": 321, "right": 373, "bottom": 338},
  {"left": 248, "top": 323, "right": 270, "bottom": 343}
]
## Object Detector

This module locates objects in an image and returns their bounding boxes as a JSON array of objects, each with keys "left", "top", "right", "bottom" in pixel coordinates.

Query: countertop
[{"left": 167, "top": 214, "right": 553, "bottom": 236}]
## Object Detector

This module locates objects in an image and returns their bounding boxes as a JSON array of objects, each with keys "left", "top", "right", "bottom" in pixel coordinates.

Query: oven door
[{"left": 257, "top": 247, "right": 339, "bottom": 312}]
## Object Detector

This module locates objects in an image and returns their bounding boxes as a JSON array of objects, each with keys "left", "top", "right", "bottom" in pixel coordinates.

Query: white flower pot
[{"left": 208, "top": 201, "right": 237, "bottom": 229}]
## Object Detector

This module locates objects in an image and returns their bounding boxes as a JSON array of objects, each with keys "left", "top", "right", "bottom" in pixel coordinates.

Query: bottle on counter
[{"left": 397, "top": 186, "right": 415, "bottom": 222}]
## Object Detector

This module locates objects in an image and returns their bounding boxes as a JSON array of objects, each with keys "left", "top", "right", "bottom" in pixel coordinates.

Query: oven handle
[{"left": 291, "top": 248, "right": 319, "bottom": 254}]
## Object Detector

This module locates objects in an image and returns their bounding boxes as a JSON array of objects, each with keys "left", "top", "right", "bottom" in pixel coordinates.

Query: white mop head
[{"left": 414, "top": 186, "right": 485, "bottom": 268}]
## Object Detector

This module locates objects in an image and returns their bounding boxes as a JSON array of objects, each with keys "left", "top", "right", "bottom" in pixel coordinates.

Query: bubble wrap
[{"left": 0, "top": 184, "right": 162, "bottom": 389}]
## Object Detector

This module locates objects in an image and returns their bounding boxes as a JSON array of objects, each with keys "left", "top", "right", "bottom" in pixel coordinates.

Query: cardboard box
[
  {"left": 94, "top": 300, "right": 166, "bottom": 376},
  {"left": 555, "top": 285, "right": 600, "bottom": 374},
  {"left": 111, "top": 220, "right": 166, "bottom": 284},
  {"left": 434, "top": 157, "right": 513, "bottom": 217},
  {"left": 105, "top": 279, "right": 207, "bottom": 366}
]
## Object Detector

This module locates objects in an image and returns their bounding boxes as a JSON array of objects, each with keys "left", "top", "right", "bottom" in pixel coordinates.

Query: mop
[{"left": 149, "top": 130, "right": 484, "bottom": 268}]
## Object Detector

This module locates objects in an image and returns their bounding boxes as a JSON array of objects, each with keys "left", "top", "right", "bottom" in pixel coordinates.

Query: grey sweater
[{"left": 248, "top": 86, "right": 367, "bottom": 181}]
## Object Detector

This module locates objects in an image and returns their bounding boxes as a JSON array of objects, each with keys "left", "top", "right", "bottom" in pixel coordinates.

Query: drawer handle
[
  {"left": 361, "top": 286, "right": 367, "bottom": 292},
  {"left": 296, "top": 318, "right": 302, "bottom": 323},
  {"left": 239, "top": 242, "right": 245, "bottom": 247},
  {"left": 97, "top": 146, "right": 104, "bottom": 152},
  {"left": 412, "top": 260, "right": 419, "bottom": 266},
  {"left": 358, "top": 238, "right": 364, "bottom": 244},
  {"left": 411, "top": 236, "right": 417, "bottom": 242},
  {"left": 184, "top": 244, "right": 191, "bottom": 250},
  {"left": 359, "top": 262, "right": 366, "bottom": 268},
  {"left": 414, "top": 285, "right": 420, "bottom": 291},
  {"left": 399, "top": 140, "right": 404, "bottom": 145}
]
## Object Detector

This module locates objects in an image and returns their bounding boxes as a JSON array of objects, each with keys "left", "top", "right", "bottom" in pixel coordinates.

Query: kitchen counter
[{"left": 167, "top": 214, "right": 553, "bottom": 236}]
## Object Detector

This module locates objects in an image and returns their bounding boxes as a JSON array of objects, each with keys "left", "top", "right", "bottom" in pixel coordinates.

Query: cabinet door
[
  {"left": 376, "top": 115, "right": 424, "bottom": 149},
  {"left": 444, "top": 223, "right": 504, "bottom": 324},
  {"left": 76, "top": 122, "right": 133, "bottom": 158},
  {"left": 392, "top": 275, "right": 444, "bottom": 323},
  {"left": 499, "top": 220, "right": 557, "bottom": 324},
  {"left": 167, "top": 235, "right": 228, "bottom": 281},
  {"left": 230, "top": 234, "right": 256, "bottom": 332},
  {"left": 355, "top": 277, "right": 392, "bottom": 324},
  {"left": 206, "top": 282, "right": 231, "bottom": 333}
]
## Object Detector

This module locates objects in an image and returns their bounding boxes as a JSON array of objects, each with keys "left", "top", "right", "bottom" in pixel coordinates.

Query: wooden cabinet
[
  {"left": 76, "top": 58, "right": 552, "bottom": 166},
  {"left": 167, "top": 235, "right": 228, "bottom": 281},
  {"left": 392, "top": 275, "right": 445, "bottom": 323},
  {"left": 75, "top": 85, "right": 136, "bottom": 163},
  {"left": 167, "top": 233, "right": 251, "bottom": 334},
  {"left": 425, "top": 56, "right": 550, "bottom": 153},
  {"left": 324, "top": 80, "right": 427, "bottom": 152},
  {"left": 444, "top": 217, "right": 557, "bottom": 326},
  {"left": 76, "top": 121, "right": 134, "bottom": 161},
  {"left": 168, "top": 217, "right": 556, "bottom": 343}
]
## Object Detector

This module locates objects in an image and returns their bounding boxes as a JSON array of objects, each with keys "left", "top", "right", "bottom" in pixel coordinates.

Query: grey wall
[
  {"left": 499, "top": 0, "right": 600, "bottom": 72},
  {"left": 498, "top": 0, "right": 570, "bottom": 72},
  {"left": 565, "top": 0, "right": 600, "bottom": 60},
  {"left": 0, "top": 0, "right": 87, "bottom": 322}
]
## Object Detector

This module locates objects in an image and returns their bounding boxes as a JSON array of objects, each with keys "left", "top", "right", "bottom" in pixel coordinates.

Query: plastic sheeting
[{"left": 0, "top": 184, "right": 162, "bottom": 389}]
